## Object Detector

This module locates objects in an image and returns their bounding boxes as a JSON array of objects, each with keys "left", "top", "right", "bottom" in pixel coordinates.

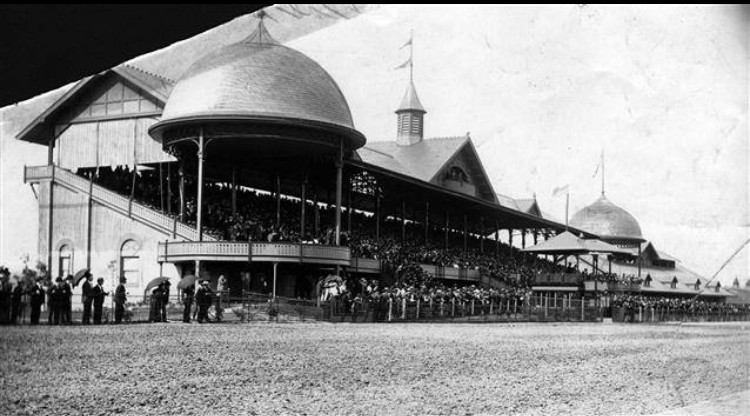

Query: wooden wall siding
[
  {"left": 57, "top": 118, "right": 174, "bottom": 169},
  {"left": 68, "top": 78, "right": 160, "bottom": 122},
  {"left": 39, "top": 181, "right": 181, "bottom": 295}
]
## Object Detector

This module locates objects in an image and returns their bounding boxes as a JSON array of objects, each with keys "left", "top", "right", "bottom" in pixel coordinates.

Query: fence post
[
  {"left": 581, "top": 298, "right": 585, "bottom": 321},
  {"left": 401, "top": 298, "right": 406, "bottom": 320},
  {"left": 452, "top": 298, "right": 455, "bottom": 318},
  {"left": 388, "top": 298, "right": 393, "bottom": 322},
  {"left": 471, "top": 300, "right": 475, "bottom": 315},
  {"left": 489, "top": 300, "right": 493, "bottom": 316},
  {"left": 416, "top": 299, "right": 421, "bottom": 321},
  {"left": 440, "top": 299, "right": 444, "bottom": 317}
]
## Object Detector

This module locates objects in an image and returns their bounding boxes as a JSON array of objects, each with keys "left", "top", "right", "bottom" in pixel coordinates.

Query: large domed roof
[
  {"left": 569, "top": 194, "right": 644, "bottom": 241},
  {"left": 150, "top": 20, "right": 364, "bottom": 149}
]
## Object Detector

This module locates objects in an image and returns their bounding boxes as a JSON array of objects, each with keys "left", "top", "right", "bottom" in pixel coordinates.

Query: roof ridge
[
  {"left": 121, "top": 63, "right": 175, "bottom": 84},
  {"left": 360, "top": 146, "right": 394, "bottom": 159},
  {"left": 425, "top": 135, "right": 467, "bottom": 141}
]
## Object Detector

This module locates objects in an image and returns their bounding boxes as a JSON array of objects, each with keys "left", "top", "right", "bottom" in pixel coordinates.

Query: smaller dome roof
[{"left": 569, "top": 194, "right": 644, "bottom": 241}]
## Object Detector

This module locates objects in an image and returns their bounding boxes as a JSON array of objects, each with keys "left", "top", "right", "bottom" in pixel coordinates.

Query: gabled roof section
[
  {"left": 112, "top": 64, "right": 174, "bottom": 104},
  {"left": 516, "top": 198, "right": 542, "bottom": 218},
  {"left": 16, "top": 65, "right": 173, "bottom": 145},
  {"left": 496, "top": 193, "right": 519, "bottom": 210},
  {"left": 360, "top": 136, "right": 468, "bottom": 183},
  {"left": 434, "top": 138, "right": 498, "bottom": 203}
]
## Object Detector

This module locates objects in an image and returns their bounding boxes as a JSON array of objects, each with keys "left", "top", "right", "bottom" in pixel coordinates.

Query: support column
[
  {"left": 272, "top": 262, "right": 278, "bottom": 300},
  {"left": 533, "top": 230, "right": 538, "bottom": 245},
  {"left": 479, "top": 217, "right": 484, "bottom": 253},
  {"left": 334, "top": 140, "right": 343, "bottom": 246},
  {"left": 494, "top": 223, "right": 499, "bottom": 257},
  {"left": 637, "top": 243, "right": 642, "bottom": 278},
  {"left": 375, "top": 186, "right": 380, "bottom": 241},
  {"left": 313, "top": 189, "right": 319, "bottom": 237},
  {"left": 300, "top": 171, "right": 307, "bottom": 240},
  {"left": 47, "top": 164, "right": 55, "bottom": 275},
  {"left": 159, "top": 163, "right": 164, "bottom": 211},
  {"left": 424, "top": 201, "right": 429, "bottom": 245},
  {"left": 166, "top": 162, "right": 172, "bottom": 215},
  {"left": 401, "top": 199, "right": 406, "bottom": 244},
  {"left": 347, "top": 188, "right": 352, "bottom": 234},
  {"left": 196, "top": 129, "right": 205, "bottom": 242},
  {"left": 521, "top": 228, "right": 526, "bottom": 249},
  {"left": 508, "top": 229, "right": 514, "bottom": 256},
  {"left": 444, "top": 210, "right": 449, "bottom": 249},
  {"left": 275, "top": 174, "right": 281, "bottom": 228},
  {"left": 178, "top": 165, "right": 185, "bottom": 222},
  {"left": 231, "top": 168, "right": 237, "bottom": 216},
  {"left": 463, "top": 214, "right": 468, "bottom": 255},
  {"left": 86, "top": 175, "right": 93, "bottom": 269}
]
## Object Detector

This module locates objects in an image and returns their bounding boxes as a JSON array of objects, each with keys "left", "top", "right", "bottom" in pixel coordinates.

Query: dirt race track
[{"left": 1, "top": 322, "right": 748, "bottom": 415}]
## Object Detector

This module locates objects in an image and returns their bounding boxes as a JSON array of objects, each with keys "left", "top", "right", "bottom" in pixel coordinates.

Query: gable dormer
[
  {"left": 17, "top": 66, "right": 175, "bottom": 169},
  {"left": 431, "top": 138, "right": 497, "bottom": 203}
]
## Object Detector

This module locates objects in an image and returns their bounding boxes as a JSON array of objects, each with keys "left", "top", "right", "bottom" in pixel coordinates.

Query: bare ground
[{"left": 1, "top": 322, "right": 748, "bottom": 415}]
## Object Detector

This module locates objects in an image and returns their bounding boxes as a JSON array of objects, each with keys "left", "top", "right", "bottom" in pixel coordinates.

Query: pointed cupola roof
[{"left": 397, "top": 81, "right": 426, "bottom": 113}]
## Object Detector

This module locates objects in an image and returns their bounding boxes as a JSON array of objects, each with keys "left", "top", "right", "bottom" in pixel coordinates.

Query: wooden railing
[
  {"left": 157, "top": 241, "right": 351, "bottom": 266},
  {"left": 24, "top": 165, "right": 214, "bottom": 242}
]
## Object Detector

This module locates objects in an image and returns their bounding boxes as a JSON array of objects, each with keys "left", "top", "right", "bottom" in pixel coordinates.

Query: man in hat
[
  {"left": 160, "top": 281, "right": 171, "bottom": 322},
  {"left": 81, "top": 273, "right": 94, "bottom": 324},
  {"left": 48, "top": 277, "right": 62, "bottom": 325},
  {"left": 113, "top": 277, "right": 127, "bottom": 324},
  {"left": 0, "top": 270, "right": 12, "bottom": 324},
  {"left": 182, "top": 282, "right": 195, "bottom": 323},
  {"left": 10, "top": 278, "right": 25, "bottom": 324},
  {"left": 29, "top": 278, "right": 45, "bottom": 325},
  {"left": 59, "top": 275, "right": 73, "bottom": 324},
  {"left": 195, "top": 280, "right": 213, "bottom": 323},
  {"left": 91, "top": 277, "right": 108, "bottom": 324}
]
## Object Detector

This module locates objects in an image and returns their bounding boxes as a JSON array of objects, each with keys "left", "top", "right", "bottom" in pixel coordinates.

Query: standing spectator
[
  {"left": 92, "top": 277, "right": 108, "bottom": 324},
  {"left": 48, "top": 277, "right": 62, "bottom": 325},
  {"left": 29, "top": 278, "right": 45, "bottom": 325},
  {"left": 160, "top": 281, "right": 171, "bottom": 322},
  {"left": 113, "top": 277, "right": 127, "bottom": 324},
  {"left": 10, "top": 279, "right": 25, "bottom": 324},
  {"left": 216, "top": 274, "right": 227, "bottom": 322},
  {"left": 182, "top": 283, "right": 195, "bottom": 323},
  {"left": 0, "top": 271, "right": 12, "bottom": 324},
  {"left": 81, "top": 273, "right": 94, "bottom": 324},
  {"left": 59, "top": 276, "right": 73, "bottom": 324},
  {"left": 149, "top": 283, "right": 164, "bottom": 322},
  {"left": 196, "top": 280, "right": 213, "bottom": 323}
]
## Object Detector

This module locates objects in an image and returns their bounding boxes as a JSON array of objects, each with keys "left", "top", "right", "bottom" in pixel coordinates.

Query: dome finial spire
[
  {"left": 601, "top": 148, "right": 606, "bottom": 196},
  {"left": 245, "top": 8, "right": 278, "bottom": 45},
  {"left": 395, "top": 29, "right": 426, "bottom": 146}
]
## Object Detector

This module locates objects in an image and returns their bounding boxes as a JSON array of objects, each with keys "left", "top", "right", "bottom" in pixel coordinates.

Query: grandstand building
[{"left": 6, "top": 14, "right": 733, "bottom": 306}]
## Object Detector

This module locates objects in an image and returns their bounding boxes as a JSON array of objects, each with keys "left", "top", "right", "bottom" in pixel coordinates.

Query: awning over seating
[{"left": 521, "top": 231, "right": 633, "bottom": 256}]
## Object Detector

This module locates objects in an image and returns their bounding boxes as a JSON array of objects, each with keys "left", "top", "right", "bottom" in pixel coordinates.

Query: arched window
[
  {"left": 445, "top": 166, "right": 469, "bottom": 183},
  {"left": 59, "top": 244, "right": 73, "bottom": 278},
  {"left": 120, "top": 239, "right": 141, "bottom": 287},
  {"left": 670, "top": 277, "right": 678, "bottom": 289}
]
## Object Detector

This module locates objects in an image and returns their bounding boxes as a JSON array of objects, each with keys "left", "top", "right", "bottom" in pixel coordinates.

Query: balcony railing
[{"left": 158, "top": 241, "right": 351, "bottom": 266}]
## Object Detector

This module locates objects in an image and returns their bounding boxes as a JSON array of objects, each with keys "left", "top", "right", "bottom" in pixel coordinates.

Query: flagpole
[
  {"left": 565, "top": 191, "right": 569, "bottom": 229},
  {"left": 601, "top": 149, "right": 605, "bottom": 196},
  {"left": 409, "top": 28, "right": 414, "bottom": 83}
]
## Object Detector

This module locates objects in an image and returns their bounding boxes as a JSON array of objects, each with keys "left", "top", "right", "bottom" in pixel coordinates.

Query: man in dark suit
[
  {"left": 113, "top": 277, "right": 127, "bottom": 323},
  {"left": 29, "top": 278, "right": 45, "bottom": 325},
  {"left": 182, "top": 283, "right": 194, "bottom": 323},
  {"left": 196, "top": 280, "right": 213, "bottom": 323},
  {"left": 92, "top": 277, "right": 108, "bottom": 324},
  {"left": 81, "top": 273, "right": 94, "bottom": 324},
  {"left": 60, "top": 276, "right": 73, "bottom": 324},
  {"left": 61, "top": 275, "right": 73, "bottom": 324},
  {"left": 10, "top": 280, "right": 25, "bottom": 324},
  {"left": 48, "top": 277, "right": 62, "bottom": 325}
]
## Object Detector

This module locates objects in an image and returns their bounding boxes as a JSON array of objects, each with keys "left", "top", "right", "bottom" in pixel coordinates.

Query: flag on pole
[
  {"left": 394, "top": 57, "right": 411, "bottom": 70},
  {"left": 552, "top": 184, "right": 569, "bottom": 197},
  {"left": 592, "top": 162, "right": 600, "bottom": 178},
  {"left": 400, "top": 37, "right": 412, "bottom": 49}
]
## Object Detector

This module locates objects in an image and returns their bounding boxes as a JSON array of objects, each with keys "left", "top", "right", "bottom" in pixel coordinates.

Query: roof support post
[
  {"left": 178, "top": 164, "right": 185, "bottom": 223},
  {"left": 424, "top": 201, "right": 429, "bottom": 246},
  {"left": 196, "top": 128, "right": 205, "bottom": 242},
  {"left": 231, "top": 168, "right": 237, "bottom": 216},
  {"left": 275, "top": 174, "right": 281, "bottom": 229},
  {"left": 401, "top": 199, "right": 406, "bottom": 244},
  {"left": 494, "top": 222, "right": 499, "bottom": 258},
  {"left": 334, "top": 139, "right": 343, "bottom": 246},
  {"left": 508, "top": 229, "right": 514, "bottom": 257},
  {"left": 444, "top": 210, "right": 449, "bottom": 249},
  {"left": 347, "top": 187, "right": 352, "bottom": 235},
  {"left": 479, "top": 216, "right": 484, "bottom": 253},
  {"left": 463, "top": 214, "right": 468, "bottom": 255},
  {"left": 637, "top": 244, "right": 642, "bottom": 278},
  {"left": 521, "top": 228, "right": 527, "bottom": 249},
  {"left": 375, "top": 186, "right": 380, "bottom": 241},
  {"left": 300, "top": 170, "right": 307, "bottom": 241},
  {"left": 47, "top": 165, "right": 55, "bottom": 276}
]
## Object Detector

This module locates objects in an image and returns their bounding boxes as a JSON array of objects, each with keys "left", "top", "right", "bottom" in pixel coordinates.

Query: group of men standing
[{"left": 0, "top": 269, "right": 129, "bottom": 325}]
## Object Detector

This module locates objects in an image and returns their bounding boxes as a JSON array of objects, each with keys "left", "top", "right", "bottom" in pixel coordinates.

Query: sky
[
  {"left": 281, "top": 5, "right": 748, "bottom": 283},
  {"left": 1, "top": 5, "right": 747, "bottom": 284}
]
